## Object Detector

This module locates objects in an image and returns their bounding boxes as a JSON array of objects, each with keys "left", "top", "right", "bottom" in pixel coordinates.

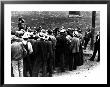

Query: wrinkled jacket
[
  {"left": 71, "top": 37, "right": 80, "bottom": 53},
  {"left": 33, "top": 40, "right": 53, "bottom": 63},
  {"left": 66, "top": 35, "right": 72, "bottom": 42},
  {"left": 32, "top": 39, "right": 54, "bottom": 77},
  {"left": 56, "top": 35, "right": 68, "bottom": 54},
  {"left": 28, "top": 39, "right": 36, "bottom": 48},
  {"left": 22, "top": 40, "right": 33, "bottom": 55},
  {"left": 11, "top": 42, "right": 24, "bottom": 60},
  {"left": 48, "top": 35, "right": 56, "bottom": 50}
]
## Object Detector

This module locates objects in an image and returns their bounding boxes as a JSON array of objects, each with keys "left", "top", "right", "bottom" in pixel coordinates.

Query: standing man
[
  {"left": 11, "top": 41, "right": 25, "bottom": 77},
  {"left": 84, "top": 29, "right": 91, "bottom": 50},
  {"left": 78, "top": 29, "right": 84, "bottom": 66},
  {"left": 32, "top": 34, "right": 53, "bottom": 77},
  {"left": 18, "top": 16, "right": 25, "bottom": 31},
  {"left": 89, "top": 31, "right": 100, "bottom": 62},
  {"left": 56, "top": 29, "right": 68, "bottom": 72},
  {"left": 70, "top": 31, "right": 80, "bottom": 70},
  {"left": 46, "top": 38, "right": 54, "bottom": 77},
  {"left": 47, "top": 29, "right": 56, "bottom": 70},
  {"left": 22, "top": 33, "right": 33, "bottom": 77}
]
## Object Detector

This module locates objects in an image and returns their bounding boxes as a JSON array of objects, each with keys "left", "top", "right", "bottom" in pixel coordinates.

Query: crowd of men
[{"left": 11, "top": 17, "right": 100, "bottom": 77}]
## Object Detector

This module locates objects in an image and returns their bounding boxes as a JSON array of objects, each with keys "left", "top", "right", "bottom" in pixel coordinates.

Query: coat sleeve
[
  {"left": 48, "top": 42, "right": 53, "bottom": 59},
  {"left": 27, "top": 42, "right": 33, "bottom": 54}
]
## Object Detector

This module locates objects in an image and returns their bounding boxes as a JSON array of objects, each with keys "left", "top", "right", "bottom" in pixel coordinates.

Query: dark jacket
[
  {"left": 32, "top": 40, "right": 53, "bottom": 76},
  {"left": 71, "top": 37, "right": 80, "bottom": 53},
  {"left": 33, "top": 40, "right": 53, "bottom": 64},
  {"left": 95, "top": 35, "right": 100, "bottom": 48},
  {"left": 56, "top": 35, "right": 69, "bottom": 54}
]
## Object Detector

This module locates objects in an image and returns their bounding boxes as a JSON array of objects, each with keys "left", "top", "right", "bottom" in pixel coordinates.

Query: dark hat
[{"left": 47, "top": 29, "right": 53, "bottom": 35}]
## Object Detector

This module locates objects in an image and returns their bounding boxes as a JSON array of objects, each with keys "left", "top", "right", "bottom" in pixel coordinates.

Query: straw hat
[
  {"left": 22, "top": 33, "right": 29, "bottom": 39},
  {"left": 73, "top": 31, "right": 79, "bottom": 37},
  {"left": 60, "top": 29, "right": 66, "bottom": 33},
  {"left": 75, "top": 28, "right": 78, "bottom": 31},
  {"left": 75, "top": 31, "right": 79, "bottom": 35}
]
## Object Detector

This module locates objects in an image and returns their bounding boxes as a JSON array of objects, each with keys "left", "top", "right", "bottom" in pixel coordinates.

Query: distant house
[{"left": 69, "top": 11, "right": 81, "bottom": 18}]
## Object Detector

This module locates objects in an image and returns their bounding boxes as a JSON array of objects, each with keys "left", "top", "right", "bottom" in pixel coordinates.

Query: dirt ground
[{"left": 53, "top": 47, "right": 100, "bottom": 78}]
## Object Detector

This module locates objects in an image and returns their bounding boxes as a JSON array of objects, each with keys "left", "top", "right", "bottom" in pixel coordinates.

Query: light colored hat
[
  {"left": 61, "top": 26, "right": 64, "bottom": 29},
  {"left": 40, "top": 36, "right": 45, "bottom": 40},
  {"left": 75, "top": 31, "right": 79, "bottom": 35},
  {"left": 60, "top": 29, "right": 66, "bottom": 33},
  {"left": 11, "top": 35, "right": 18, "bottom": 40},
  {"left": 68, "top": 28, "right": 71, "bottom": 30},
  {"left": 41, "top": 29, "right": 46, "bottom": 33},
  {"left": 22, "top": 33, "right": 29, "bottom": 39},
  {"left": 75, "top": 28, "right": 78, "bottom": 31},
  {"left": 45, "top": 35, "right": 49, "bottom": 40},
  {"left": 39, "top": 32, "right": 45, "bottom": 37},
  {"left": 73, "top": 31, "right": 79, "bottom": 37},
  {"left": 21, "top": 29, "right": 25, "bottom": 32},
  {"left": 30, "top": 32, "right": 33, "bottom": 36}
]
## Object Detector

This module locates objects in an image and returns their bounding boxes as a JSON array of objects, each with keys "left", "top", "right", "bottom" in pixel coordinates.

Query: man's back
[
  {"left": 33, "top": 40, "right": 49, "bottom": 62},
  {"left": 11, "top": 42, "right": 24, "bottom": 60},
  {"left": 56, "top": 35, "right": 68, "bottom": 48},
  {"left": 71, "top": 37, "right": 80, "bottom": 53}
]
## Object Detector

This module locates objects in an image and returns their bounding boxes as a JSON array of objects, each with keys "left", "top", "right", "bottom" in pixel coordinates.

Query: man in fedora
[
  {"left": 89, "top": 31, "right": 100, "bottom": 62},
  {"left": 32, "top": 34, "right": 53, "bottom": 77},
  {"left": 70, "top": 31, "right": 80, "bottom": 70},
  {"left": 55, "top": 29, "right": 68, "bottom": 72},
  {"left": 22, "top": 33, "right": 33, "bottom": 77}
]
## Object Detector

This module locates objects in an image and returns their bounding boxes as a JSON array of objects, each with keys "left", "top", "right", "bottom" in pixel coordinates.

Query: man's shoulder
[
  {"left": 12, "top": 41, "right": 22, "bottom": 46},
  {"left": 11, "top": 42, "right": 23, "bottom": 51},
  {"left": 72, "top": 37, "right": 79, "bottom": 41}
]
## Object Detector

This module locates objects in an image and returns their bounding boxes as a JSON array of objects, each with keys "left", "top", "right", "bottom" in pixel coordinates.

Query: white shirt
[{"left": 22, "top": 40, "right": 33, "bottom": 54}]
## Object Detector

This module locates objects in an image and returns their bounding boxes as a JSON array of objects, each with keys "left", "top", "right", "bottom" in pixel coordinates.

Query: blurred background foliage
[{"left": 11, "top": 11, "right": 100, "bottom": 35}]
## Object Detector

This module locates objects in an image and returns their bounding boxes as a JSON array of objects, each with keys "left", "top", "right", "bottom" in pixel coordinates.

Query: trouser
[
  {"left": 11, "top": 58, "right": 23, "bottom": 77},
  {"left": 90, "top": 43, "right": 100, "bottom": 61},
  {"left": 78, "top": 43, "right": 84, "bottom": 66},
  {"left": 69, "top": 52, "right": 73, "bottom": 70},
  {"left": 78, "top": 52, "right": 83, "bottom": 66},
  {"left": 42, "top": 60, "right": 47, "bottom": 77},
  {"left": 52, "top": 49, "right": 55, "bottom": 70},
  {"left": 59, "top": 53, "right": 65, "bottom": 72},
  {"left": 11, "top": 63, "right": 14, "bottom": 77},
  {"left": 65, "top": 48, "right": 70, "bottom": 68},
  {"left": 84, "top": 38, "right": 90, "bottom": 49},
  {"left": 47, "top": 58, "right": 53, "bottom": 77},
  {"left": 32, "top": 59, "right": 47, "bottom": 77},
  {"left": 23, "top": 56, "right": 32, "bottom": 77},
  {"left": 29, "top": 53, "right": 35, "bottom": 71},
  {"left": 32, "top": 61, "right": 42, "bottom": 77},
  {"left": 55, "top": 49, "right": 60, "bottom": 67},
  {"left": 72, "top": 53, "right": 79, "bottom": 70}
]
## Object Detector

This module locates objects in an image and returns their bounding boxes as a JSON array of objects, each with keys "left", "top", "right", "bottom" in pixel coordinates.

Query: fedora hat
[
  {"left": 22, "top": 33, "right": 29, "bottom": 39},
  {"left": 60, "top": 29, "right": 66, "bottom": 33}
]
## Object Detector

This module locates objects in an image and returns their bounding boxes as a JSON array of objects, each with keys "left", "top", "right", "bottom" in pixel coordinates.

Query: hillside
[{"left": 11, "top": 11, "right": 100, "bottom": 34}]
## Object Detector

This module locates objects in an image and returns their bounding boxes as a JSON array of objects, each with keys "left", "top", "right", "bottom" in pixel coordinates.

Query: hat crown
[
  {"left": 22, "top": 32, "right": 29, "bottom": 38},
  {"left": 60, "top": 29, "right": 66, "bottom": 33}
]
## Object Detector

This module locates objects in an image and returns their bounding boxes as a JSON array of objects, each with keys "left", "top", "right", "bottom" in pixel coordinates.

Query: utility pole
[{"left": 91, "top": 11, "right": 96, "bottom": 50}]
